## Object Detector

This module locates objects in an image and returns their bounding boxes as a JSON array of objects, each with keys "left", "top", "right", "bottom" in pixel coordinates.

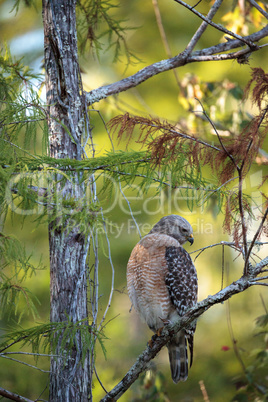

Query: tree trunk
[{"left": 42, "top": 1, "right": 91, "bottom": 400}]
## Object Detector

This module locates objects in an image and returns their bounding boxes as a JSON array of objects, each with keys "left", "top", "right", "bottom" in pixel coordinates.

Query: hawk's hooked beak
[{"left": 187, "top": 234, "right": 194, "bottom": 245}]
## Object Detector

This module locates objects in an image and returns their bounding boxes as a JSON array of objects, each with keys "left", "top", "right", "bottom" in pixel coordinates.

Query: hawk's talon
[
  {"left": 159, "top": 317, "right": 171, "bottom": 326},
  {"left": 148, "top": 334, "right": 157, "bottom": 347},
  {"left": 148, "top": 333, "right": 158, "bottom": 347},
  {"left": 156, "top": 327, "right": 164, "bottom": 336}
]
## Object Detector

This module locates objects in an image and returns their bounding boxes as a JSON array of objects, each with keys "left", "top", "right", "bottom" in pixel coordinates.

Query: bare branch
[
  {"left": 0, "top": 387, "right": 34, "bottom": 402},
  {"left": 250, "top": 275, "right": 268, "bottom": 281},
  {"left": 201, "top": 176, "right": 239, "bottom": 205},
  {"left": 193, "top": 25, "right": 268, "bottom": 56},
  {"left": 0, "top": 354, "right": 50, "bottom": 374},
  {"left": 195, "top": 99, "right": 237, "bottom": 167},
  {"left": 173, "top": 0, "right": 257, "bottom": 48},
  {"left": 152, "top": 0, "right": 181, "bottom": 88},
  {"left": 86, "top": 25, "right": 268, "bottom": 105},
  {"left": 185, "top": 0, "right": 223, "bottom": 54},
  {"left": 245, "top": 207, "right": 268, "bottom": 273},
  {"left": 1, "top": 138, "right": 40, "bottom": 160},
  {"left": 191, "top": 241, "right": 268, "bottom": 257},
  {"left": 192, "top": 241, "right": 241, "bottom": 260},
  {"left": 152, "top": 0, "right": 223, "bottom": 83},
  {"left": 238, "top": 169, "right": 249, "bottom": 269},
  {"left": 255, "top": 256, "right": 268, "bottom": 273},
  {"left": 97, "top": 215, "right": 116, "bottom": 330},
  {"left": 188, "top": 46, "right": 254, "bottom": 62},
  {"left": 226, "top": 298, "right": 247, "bottom": 373},
  {"left": 1, "top": 118, "right": 45, "bottom": 126},
  {"left": 94, "top": 365, "right": 108, "bottom": 394},
  {"left": 86, "top": 55, "right": 187, "bottom": 105},
  {"left": 2, "top": 351, "right": 60, "bottom": 357},
  {"left": 249, "top": 282, "right": 268, "bottom": 286},
  {"left": 248, "top": 0, "right": 268, "bottom": 20}
]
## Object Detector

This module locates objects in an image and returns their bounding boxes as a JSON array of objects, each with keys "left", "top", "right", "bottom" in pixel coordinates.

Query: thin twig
[
  {"left": 1, "top": 352, "right": 60, "bottom": 357},
  {"left": 248, "top": 0, "right": 268, "bottom": 20},
  {"left": 0, "top": 333, "right": 36, "bottom": 354},
  {"left": 221, "top": 244, "right": 224, "bottom": 290},
  {"left": 187, "top": 44, "right": 267, "bottom": 62},
  {"left": 80, "top": 92, "right": 99, "bottom": 400},
  {"left": 0, "top": 354, "right": 50, "bottom": 374},
  {"left": 97, "top": 213, "right": 115, "bottom": 330},
  {"left": 255, "top": 256, "right": 268, "bottom": 272},
  {"left": 94, "top": 365, "right": 108, "bottom": 393},
  {"left": 239, "top": 140, "right": 253, "bottom": 174},
  {"left": 185, "top": 0, "right": 223, "bottom": 55},
  {"left": 239, "top": 106, "right": 268, "bottom": 174},
  {"left": 244, "top": 207, "right": 268, "bottom": 275},
  {"left": 199, "top": 380, "right": 210, "bottom": 402},
  {"left": 0, "top": 138, "right": 40, "bottom": 160},
  {"left": 118, "top": 180, "right": 142, "bottom": 239},
  {"left": 249, "top": 275, "right": 268, "bottom": 281},
  {"left": 200, "top": 176, "right": 239, "bottom": 205},
  {"left": 238, "top": 168, "right": 249, "bottom": 270},
  {"left": 191, "top": 241, "right": 242, "bottom": 259},
  {"left": 173, "top": 0, "right": 257, "bottom": 49},
  {"left": 240, "top": 106, "right": 268, "bottom": 178},
  {"left": 195, "top": 98, "right": 237, "bottom": 167},
  {"left": 249, "top": 282, "right": 268, "bottom": 286},
  {"left": 0, "top": 387, "right": 34, "bottom": 402},
  {"left": 191, "top": 0, "right": 203, "bottom": 8},
  {"left": 1, "top": 118, "right": 45, "bottom": 126},
  {"left": 226, "top": 292, "right": 247, "bottom": 374},
  {"left": 35, "top": 378, "right": 49, "bottom": 402},
  {"left": 191, "top": 240, "right": 267, "bottom": 261},
  {"left": 152, "top": 0, "right": 181, "bottom": 89},
  {"left": 101, "top": 109, "right": 142, "bottom": 239}
]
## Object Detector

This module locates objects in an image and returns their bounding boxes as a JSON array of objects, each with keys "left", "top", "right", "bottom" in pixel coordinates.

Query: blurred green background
[{"left": 0, "top": 0, "right": 267, "bottom": 401}]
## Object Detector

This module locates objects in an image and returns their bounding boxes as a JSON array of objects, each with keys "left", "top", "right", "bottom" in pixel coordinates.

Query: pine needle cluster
[{"left": 77, "top": 0, "right": 138, "bottom": 63}]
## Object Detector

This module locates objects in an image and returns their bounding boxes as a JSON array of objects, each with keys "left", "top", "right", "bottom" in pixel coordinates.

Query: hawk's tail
[{"left": 167, "top": 332, "right": 189, "bottom": 383}]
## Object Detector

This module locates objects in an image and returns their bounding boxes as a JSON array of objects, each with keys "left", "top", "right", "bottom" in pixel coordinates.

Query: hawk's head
[{"left": 149, "top": 215, "right": 194, "bottom": 245}]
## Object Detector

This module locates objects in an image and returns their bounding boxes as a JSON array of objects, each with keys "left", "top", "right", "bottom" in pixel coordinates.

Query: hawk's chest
[{"left": 127, "top": 234, "right": 179, "bottom": 331}]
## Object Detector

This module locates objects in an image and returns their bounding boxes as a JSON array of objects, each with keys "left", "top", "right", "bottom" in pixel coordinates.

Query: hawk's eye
[{"left": 181, "top": 228, "right": 188, "bottom": 233}]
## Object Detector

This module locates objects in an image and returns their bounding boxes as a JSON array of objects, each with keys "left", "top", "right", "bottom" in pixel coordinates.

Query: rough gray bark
[
  {"left": 42, "top": 0, "right": 91, "bottom": 400},
  {"left": 39, "top": 0, "right": 268, "bottom": 400}
]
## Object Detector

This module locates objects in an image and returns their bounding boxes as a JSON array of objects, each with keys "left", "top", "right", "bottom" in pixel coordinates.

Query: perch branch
[{"left": 100, "top": 256, "right": 267, "bottom": 401}]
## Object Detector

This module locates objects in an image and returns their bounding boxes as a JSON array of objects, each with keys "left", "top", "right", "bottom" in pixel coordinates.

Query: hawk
[{"left": 127, "top": 215, "right": 198, "bottom": 383}]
